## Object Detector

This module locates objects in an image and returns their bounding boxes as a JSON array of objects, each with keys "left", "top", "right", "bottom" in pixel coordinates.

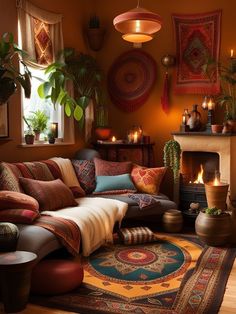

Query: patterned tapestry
[{"left": 172, "top": 11, "right": 221, "bottom": 94}]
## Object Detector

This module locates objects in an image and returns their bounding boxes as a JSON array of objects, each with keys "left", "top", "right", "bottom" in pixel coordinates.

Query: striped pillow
[{"left": 118, "top": 227, "right": 157, "bottom": 245}]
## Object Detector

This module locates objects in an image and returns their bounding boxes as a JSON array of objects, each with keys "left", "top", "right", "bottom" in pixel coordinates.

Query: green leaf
[
  {"left": 65, "top": 101, "right": 72, "bottom": 117},
  {"left": 77, "top": 96, "right": 90, "bottom": 109},
  {"left": 38, "top": 82, "right": 51, "bottom": 98},
  {"left": 56, "top": 89, "right": 67, "bottom": 106},
  {"left": 73, "top": 104, "right": 83, "bottom": 121}
]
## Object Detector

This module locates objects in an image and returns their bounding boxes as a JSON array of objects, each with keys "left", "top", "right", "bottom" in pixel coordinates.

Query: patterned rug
[{"left": 30, "top": 233, "right": 236, "bottom": 314}]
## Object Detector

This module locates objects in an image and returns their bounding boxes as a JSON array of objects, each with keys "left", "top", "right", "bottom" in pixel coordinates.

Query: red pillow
[
  {"left": 0, "top": 190, "right": 39, "bottom": 211},
  {"left": 0, "top": 209, "right": 39, "bottom": 224},
  {"left": 19, "top": 178, "right": 78, "bottom": 211},
  {"left": 94, "top": 157, "right": 132, "bottom": 176}
]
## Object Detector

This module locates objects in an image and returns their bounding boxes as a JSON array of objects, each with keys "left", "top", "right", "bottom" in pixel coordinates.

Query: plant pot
[
  {"left": 162, "top": 209, "right": 183, "bottom": 232},
  {"left": 25, "top": 134, "right": 35, "bottom": 145},
  {"left": 48, "top": 137, "right": 55, "bottom": 144},
  {"left": 86, "top": 28, "right": 105, "bottom": 51},
  {"left": 211, "top": 124, "right": 223, "bottom": 133},
  {"left": 34, "top": 131, "right": 40, "bottom": 141},
  {"left": 205, "top": 183, "right": 229, "bottom": 210},
  {"left": 195, "top": 211, "right": 232, "bottom": 246},
  {"left": 227, "top": 119, "right": 236, "bottom": 133},
  {"left": 95, "top": 127, "right": 111, "bottom": 140}
]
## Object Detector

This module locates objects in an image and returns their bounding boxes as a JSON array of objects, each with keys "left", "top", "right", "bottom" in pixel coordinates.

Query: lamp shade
[{"left": 113, "top": 7, "right": 162, "bottom": 45}]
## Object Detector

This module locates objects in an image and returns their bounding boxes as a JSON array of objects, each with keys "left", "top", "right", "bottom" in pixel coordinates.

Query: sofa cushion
[
  {"left": 19, "top": 178, "right": 78, "bottom": 211},
  {"left": 127, "top": 193, "right": 160, "bottom": 209},
  {"left": 131, "top": 165, "right": 167, "bottom": 195},
  {"left": 94, "top": 157, "right": 132, "bottom": 176},
  {"left": 0, "top": 191, "right": 39, "bottom": 211},
  {"left": 0, "top": 162, "right": 22, "bottom": 192},
  {"left": 72, "top": 160, "right": 96, "bottom": 194},
  {"left": 94, "top": 174, "right": 136, "bottom": 193},
  {"left": 0, "top": 209, "right": 39, "bottom": 224}
]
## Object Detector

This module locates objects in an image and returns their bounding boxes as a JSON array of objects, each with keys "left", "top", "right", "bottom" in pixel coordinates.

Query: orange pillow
[
  {"left": 0, "top": 190, "right": 39, "bottom": 211},
  {"left": 131, "top": 165, "right": 167, "bottom": 195}
]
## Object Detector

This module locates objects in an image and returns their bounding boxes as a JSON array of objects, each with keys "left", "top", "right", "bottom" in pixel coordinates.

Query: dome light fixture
[{"left": 113, "top": 0, "right": 162, "bottom": 48}]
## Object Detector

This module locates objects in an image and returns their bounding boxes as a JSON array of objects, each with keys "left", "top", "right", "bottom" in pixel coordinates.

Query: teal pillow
[{"left": 94, "top": 174, "right": 136, "bottom": 193}]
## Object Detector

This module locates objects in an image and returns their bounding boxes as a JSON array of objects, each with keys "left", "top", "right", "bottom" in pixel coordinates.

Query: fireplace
[{"left": 173, "top": 133, "right": 236, "bottom": 210}]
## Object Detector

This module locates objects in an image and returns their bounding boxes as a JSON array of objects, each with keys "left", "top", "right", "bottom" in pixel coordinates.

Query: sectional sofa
[{"left": 0, "top": 149, "right": 176, "bottom": 261}]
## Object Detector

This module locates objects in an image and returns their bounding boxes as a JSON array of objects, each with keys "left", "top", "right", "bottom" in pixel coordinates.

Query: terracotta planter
[
  {"left": 34, "top": 131, "right": 40, "bottom": 141},
  {"left": 86, "top": 28, "right": 105, "bottom": 51},
  {"left": 95, "top": 127, "right": 111, "bottom": 140},
  {"left": 227, "top": 119, "right": 236, "bottom": 133},
  {"left": 205, "top": 183, "right": 229, "bottom": 210},
  {"left": 211, "top": 124, "right": 223, "bottom": 133},
  {"left": 162, "top": 209, "right": 183, "bottom": 232},
  {"left": 195, "top": 211, "right": 232, "bottom": 246},
  {"left": 25, "top": 134, "right": 35, "bottom": 145}
]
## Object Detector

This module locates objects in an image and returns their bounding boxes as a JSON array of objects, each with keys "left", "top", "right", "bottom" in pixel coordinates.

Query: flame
[
  {"left": 193, "top": 164, "right": 204, "bottom": 184},
  {"left": 213, "top": 175, "right": 221, "bottom": 186}
]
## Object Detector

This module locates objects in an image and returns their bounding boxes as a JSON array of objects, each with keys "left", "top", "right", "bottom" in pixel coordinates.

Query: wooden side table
[{"left": 0, "top": 251, "right": 37, "bottom": 313}]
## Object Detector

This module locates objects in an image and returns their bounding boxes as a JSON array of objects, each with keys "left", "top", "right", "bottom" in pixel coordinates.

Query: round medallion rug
[{"left": 82, "top": 233, "right": 202, "bottom": 300}]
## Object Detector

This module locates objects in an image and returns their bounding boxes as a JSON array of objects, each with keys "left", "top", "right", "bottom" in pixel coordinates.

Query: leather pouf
[
  {"left": 31, "top": 259, "right": 84, "bottom": 295},
  {"left": 0, "top": 222, "right": 19, "bottom": 252}
]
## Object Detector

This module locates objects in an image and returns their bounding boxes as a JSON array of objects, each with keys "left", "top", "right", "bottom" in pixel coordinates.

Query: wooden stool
[{"left": 163, "top": 209, "right": 183, "bottom": 232}]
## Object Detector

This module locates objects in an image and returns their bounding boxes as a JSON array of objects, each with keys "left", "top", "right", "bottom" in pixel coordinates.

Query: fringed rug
[{"left": 30, "top": 234, "right": 236, "bottom": 314}]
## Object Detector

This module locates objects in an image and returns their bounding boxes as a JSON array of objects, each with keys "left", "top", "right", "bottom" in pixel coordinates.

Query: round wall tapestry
[{"left": 107, "top": 49, "right": 157, "bottom": 112}]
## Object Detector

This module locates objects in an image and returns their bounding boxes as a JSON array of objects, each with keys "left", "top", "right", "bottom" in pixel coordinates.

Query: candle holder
[
  {"left": 50, "top": 122, "right": 58, "bottom": 138},
  {"left": 180, "top": 109, "right": 190, "bottom": 132},
  {"left": 202, "top": 96, "right": 215, "bottom": 132}
]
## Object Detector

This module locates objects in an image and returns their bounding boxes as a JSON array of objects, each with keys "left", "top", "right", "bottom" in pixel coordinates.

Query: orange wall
[
  {"left": 0, "top": 0, "right": 92, "bottom": 162},
  {"left": 94, "top": 0, "right": 236, "bottom": 169}
]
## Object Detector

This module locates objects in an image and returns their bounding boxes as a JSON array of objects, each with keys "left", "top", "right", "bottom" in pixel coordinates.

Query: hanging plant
[{"left": 163, "top": 140, "right": 181, "bottom": 183}]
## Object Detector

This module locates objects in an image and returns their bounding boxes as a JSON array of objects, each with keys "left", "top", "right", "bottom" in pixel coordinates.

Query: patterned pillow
[
  {"left": 94, "top": 174, "right": 136, "bottom": 193},
  {"left": 118, "top": 227, "right": 157, "bottom": 245},
  {"left": 0, "top": 209, "right": 39, "bottom": 224},
  {"left": 72, "top": 160, "right": 96, "bottom": 194},
  {"left": 0, "top": 191, "right": 39, "bottom": 211},
  {"left": 19, "top": 178, "right": 78, "bottom": 211},
  {"left": 127, "top": 193, "right": 160, "bottom": 209},
  {"left": 131, "top": 165, "right": 167, "bottom": 195},
  {"left": 94, "top": 157, "right": 132, "bottom": 176},
  {"left": 0, "top": 162, "right": 22, "bottom": 192}
]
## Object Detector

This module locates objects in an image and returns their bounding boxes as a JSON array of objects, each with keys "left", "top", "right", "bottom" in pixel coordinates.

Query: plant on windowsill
[
  {"left": 37, "top": 48, "right": 103, "bottom": 126},
  {"left": 0, "top": 32, "right": 31, "bottom": 104},
  {"left": 86, "top": 15, "right": 105, "bottom": 51},
  {"left": 163, "top": 140, "right": 181, "bottom": 183},
  {"left": 47, "top": 131, "right": 56, "bottom": 144},
  {"left": 23, "top": 116, "right": 35, "bottom": 145},
  {"left": 195, "top": 206, "right": 232, "bottom": 246},
  {"left": 24, "top": 110, "right": 49, "bottom": 140}
]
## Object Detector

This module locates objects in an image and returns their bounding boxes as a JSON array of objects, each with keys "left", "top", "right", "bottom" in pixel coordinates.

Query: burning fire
[
  {"left": 213, "top": 174, "right": 221, "bottom": 186},
  {"left": 193, "top": 164, "right": 204, "bottom": 184}
]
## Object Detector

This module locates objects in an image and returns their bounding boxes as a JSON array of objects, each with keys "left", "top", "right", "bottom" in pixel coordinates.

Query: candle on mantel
[
  {"left": 231, "top": 49, "right": 234, "bottom": 58},
  {"left": 111, "top": 136, "right": 116, "bottom": 142},
  {"left": 207, "top": 98, "right": 214, "bottom": 110},
  {"left": 133, "top": 131, "right": 138, "bottom": 143},
  {"left": 182, "top": 115, "right": 186, "bottom": 125}
]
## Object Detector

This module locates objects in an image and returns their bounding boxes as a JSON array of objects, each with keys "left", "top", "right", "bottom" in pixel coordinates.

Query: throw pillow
[
  {"left": 94, "top": 157, "right": 132, "bottom": 176},
  {"left": 118, "top": 227, "right": 157, "bottom": 245},
  {"left": 94, "top": 174, "right": 136, "bottom": 193},
  {"left": 127, "top": 193, "right": 160, "bottom": 209},
  {"left": 0, "top": 191, "right": 39, "bottom": 211},
  {"left": 0, "top": 209, "right": 39, "bottom": 224},
  {"left": 72, "top": 160, "right": 96, "bottom": 194},
  {"left": 131, "top": 165, "right": 167, "bottom": 195},
  {"left": 0, "top": 162, "right": 22, "bottom": 192},
  {"left": 19, "top": 178, "right": 78, "bottom": 211}
]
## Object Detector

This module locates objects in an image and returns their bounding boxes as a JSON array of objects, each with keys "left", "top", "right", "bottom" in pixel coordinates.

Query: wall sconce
[
  {"left": 202, "top": 96, "right": 215, "bottom": 132},
  {"left": 113, "top": 0, "right": 162, "bottom": 48},
  {"left": 50, "top": 122, "right": 58, "bottom": 138}
]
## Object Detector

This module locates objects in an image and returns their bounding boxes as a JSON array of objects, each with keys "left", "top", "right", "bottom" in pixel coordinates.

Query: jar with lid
[{"left": 187, "top": 104, "right": 202, "bottom": 131}]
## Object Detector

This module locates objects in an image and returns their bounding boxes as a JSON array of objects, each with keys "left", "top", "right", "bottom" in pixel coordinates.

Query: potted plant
[
  {"left": 47, "top": 131, "right": 56, "bottom": 144},
  {"left": 23, "top": 116, "right": 35, "bottom": 144},
  {"left": 86, "top": 15, "right": 105, "bottom": 51},
  {"left": 163, "top": 140, "right": 181, "bottom": 183},
  {"left": 0, "top": 32, "right": 31, "bottom": 104},
  {"left": 25, "top": 110, "right": 49, "bottom": 140},
  {"left": 38, "top": 49, "right": 103, "bottom": 125},
  {"left": 195, "top": 206, "right": 232, "bottom": 246}
]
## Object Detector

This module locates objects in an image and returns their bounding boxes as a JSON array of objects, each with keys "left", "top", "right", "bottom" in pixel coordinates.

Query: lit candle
[
  {"left": 207, "top": 98, "right": 214, "bottom": 110},
  {"left": 133, "top": 131, "right": 138, "bottom": 143},
  {"left": 182, "top": 115, "right": 186, "bottom": 125},
  {"left": 231, "top": 49, "right": 234, "bottom": 58},
  {"left": 111, "top": 136, "right": 116, "bottom": 142},
  {"left": 202, "top": 96, "right": 208, "bottom": 109}
]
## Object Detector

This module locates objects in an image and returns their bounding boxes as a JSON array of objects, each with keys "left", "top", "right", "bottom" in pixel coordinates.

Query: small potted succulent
[
  {"left": 195, "top": 206, "right": 232, "bottom": 246},
  {"left": 47, "top": 131, "right": 56, "bottom": 144}
]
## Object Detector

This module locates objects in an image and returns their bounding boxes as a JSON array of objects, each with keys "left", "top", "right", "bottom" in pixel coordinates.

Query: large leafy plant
[
  {"left": 37, "top": 49, "right": 102, "bottom": 123},
  {"left": 0, "top": 32, "right": 31, "bottom": 104}
]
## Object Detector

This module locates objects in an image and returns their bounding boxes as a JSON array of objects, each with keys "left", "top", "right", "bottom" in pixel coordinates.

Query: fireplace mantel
[{"left": 173, "top": 132, "right": 236, "bottom": 203}]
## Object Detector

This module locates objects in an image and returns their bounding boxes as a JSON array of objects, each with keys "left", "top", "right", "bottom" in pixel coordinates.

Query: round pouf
[
  {"left": 163, "top": 210, "right": 183, "bottom": 233},
  {"left": 31, "top": 259, "right": 84, "bottom": 295},
  {"left": 0, "top": 222, "right": 19, "bottom": 252}
]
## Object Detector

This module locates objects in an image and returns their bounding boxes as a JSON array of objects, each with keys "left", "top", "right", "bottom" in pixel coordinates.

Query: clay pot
[
  {"left": 25, "top": 134, "right": 35, "bottom": 145},
  {"left": 211, "top": 124, "right": 223, "bottom": 133},
  {"left": 205, "top": 183, "right": 229, "bottom": 210},
  {"left": 162, "top": 209, "right": 183, "bottom": 232},
  {"left": 227, "top": 120, "right": 236, "bottom": 132},
  {"left": 86, "top": 28, "right": 105, "bottom": 51},
  {"left": 195, "top": 211, "right": 232, "bottom": 246},
  {"left": 94, "top": 127, "right": 111, "bottom": 140},
  {"left": 222, "top": 123, "right": 232, "bottom": 134}
]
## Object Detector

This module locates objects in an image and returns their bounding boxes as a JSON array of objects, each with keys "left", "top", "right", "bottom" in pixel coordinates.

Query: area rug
[{"left": 30, "top": 233, "right": 236, "bottom": 314}]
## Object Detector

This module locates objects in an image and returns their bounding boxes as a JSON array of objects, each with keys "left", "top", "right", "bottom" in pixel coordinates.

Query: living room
[{"left": 0, "top": 0, "right": 236, "bottom": 313}]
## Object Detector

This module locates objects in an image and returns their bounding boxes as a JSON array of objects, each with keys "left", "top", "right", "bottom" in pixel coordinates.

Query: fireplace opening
[{"left": 180, "top": 152, "right": 220, "bottom": 211}]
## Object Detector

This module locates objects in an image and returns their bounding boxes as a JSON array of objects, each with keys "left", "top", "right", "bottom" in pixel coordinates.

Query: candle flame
[
  {"left": 111, "top": 136, "right": 116, "bottom": 142},
  {"left": 231, "top": 49, "right": 234, "bottom": 58}
]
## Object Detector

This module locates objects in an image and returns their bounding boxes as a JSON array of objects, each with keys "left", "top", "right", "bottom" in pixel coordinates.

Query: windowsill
[{"left": 19, "top": 141, "right": 75, "bottom": 148}]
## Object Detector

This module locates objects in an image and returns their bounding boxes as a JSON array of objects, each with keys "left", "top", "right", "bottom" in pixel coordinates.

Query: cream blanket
[{"left": 42, "top": 197, "right": 128, "bottom": 256}]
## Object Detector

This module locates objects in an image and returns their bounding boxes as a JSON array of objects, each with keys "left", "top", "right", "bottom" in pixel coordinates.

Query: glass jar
[{"left": 187, "top": 104, "right": 202, "bottom": 131}]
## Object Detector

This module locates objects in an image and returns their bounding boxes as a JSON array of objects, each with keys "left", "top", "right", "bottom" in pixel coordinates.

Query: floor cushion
[{"left": 31, "top": 259, "right": 84, "bottom": 295}]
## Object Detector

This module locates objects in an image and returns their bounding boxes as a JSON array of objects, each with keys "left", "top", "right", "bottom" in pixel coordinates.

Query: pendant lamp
[{"left": 113, "top": 0, "right": 162, "bottom": 48}]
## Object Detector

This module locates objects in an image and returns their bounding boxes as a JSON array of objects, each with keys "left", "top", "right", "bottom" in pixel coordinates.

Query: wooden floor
[{"left": 18, "top": 258, "right": 236, "bottom": 314}]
